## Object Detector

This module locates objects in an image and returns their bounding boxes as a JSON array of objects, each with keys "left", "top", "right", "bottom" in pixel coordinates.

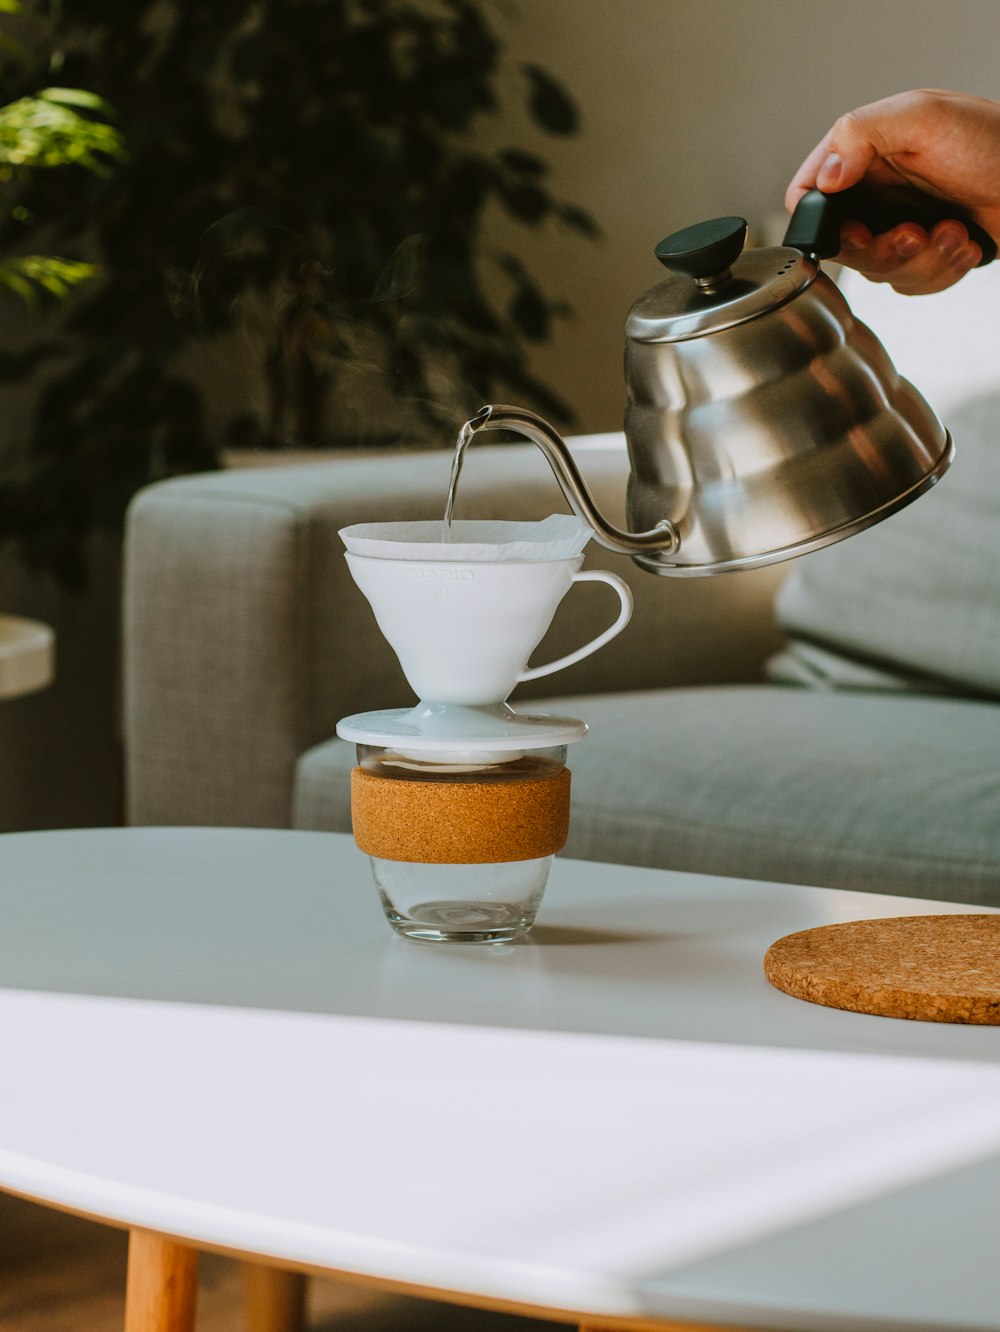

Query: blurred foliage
[
  {"left": 0, "top": 85, "right": 123, "bottom": 173},
  {"left": 0, "top": 0, "right": 599, "bottom": 586},
  {"left": 0, "top": 83, "right": 124, "bottom": 300},
  {"left": 0, "top": 250, "right": 96, "bottom": 300}
]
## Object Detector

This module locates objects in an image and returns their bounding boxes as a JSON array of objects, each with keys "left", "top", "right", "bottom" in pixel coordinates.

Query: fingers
[
  {"left": 785, "top": 90, "right": 949, "bottom": 213},
  {"left": 785, "top": 105, "right": 891, "bottom": 213},
  {"left": 785, "top": 89, "right": 1000, "bottom": 292},
  {"left": 836, "top": 219, "right": 982, "bottom": 295}
]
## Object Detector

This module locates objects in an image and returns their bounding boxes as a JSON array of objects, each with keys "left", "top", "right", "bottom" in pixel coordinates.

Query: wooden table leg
[
  {"left": 243, "top": 1262, "right": 308, "bottom": 1332},
  {"left": 579, "top": 1322, "right": 757, "bottom": 1332},
  {"left": 124, "top": 1228, "right": 199, "bottom": 1332}
]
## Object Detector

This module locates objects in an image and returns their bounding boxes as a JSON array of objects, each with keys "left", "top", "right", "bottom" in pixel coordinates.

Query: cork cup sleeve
[{"left": 351, "top": 767, "right": 571, "bottom": 864}]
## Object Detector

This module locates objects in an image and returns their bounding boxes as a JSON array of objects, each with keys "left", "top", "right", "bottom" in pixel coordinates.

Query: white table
[{"left": 1, "top": 826, "right": 999, "bottom": 1332}]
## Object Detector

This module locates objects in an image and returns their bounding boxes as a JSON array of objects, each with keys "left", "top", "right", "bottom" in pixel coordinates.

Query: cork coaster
[
  {"left": 351, "top": 767, "right": 571, "bottom": 864},
  {"left": 764, "top": 915, "right": 1000, "bottom": 1024}
]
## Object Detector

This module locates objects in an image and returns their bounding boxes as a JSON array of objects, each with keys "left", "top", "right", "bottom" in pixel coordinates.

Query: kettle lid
[{"left": 627, "top": 215, "right": 816, "bottom": 344}]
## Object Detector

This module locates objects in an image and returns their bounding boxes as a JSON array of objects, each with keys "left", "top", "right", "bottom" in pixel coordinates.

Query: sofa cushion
[
  {"left": 294, "top": 685, "right": 1000, "bottom": 905},
  {"left": 770, "top": 391, "right": 1000, "bottom": 698}
]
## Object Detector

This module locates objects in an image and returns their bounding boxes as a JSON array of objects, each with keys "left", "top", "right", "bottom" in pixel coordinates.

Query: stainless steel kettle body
[
  {"left": 621, "top": 232, "right": 951, "bottom": 574},
  {"left": 469, "top": 190, "right": 993, "bottom": 576}
]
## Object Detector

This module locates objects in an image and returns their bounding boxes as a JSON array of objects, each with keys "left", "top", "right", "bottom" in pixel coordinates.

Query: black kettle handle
[{"left": 783, "top": 182, "right": 996, "bottom": 266}]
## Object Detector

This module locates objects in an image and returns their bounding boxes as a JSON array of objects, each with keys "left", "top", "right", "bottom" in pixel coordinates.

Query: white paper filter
[{"left": 339, "top": 515, "right": 591, "bottom": 562}]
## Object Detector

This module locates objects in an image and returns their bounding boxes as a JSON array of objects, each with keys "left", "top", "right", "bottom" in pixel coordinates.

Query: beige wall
[{"left": 488, "top": 0, "right": 1000, "bottom": 433}]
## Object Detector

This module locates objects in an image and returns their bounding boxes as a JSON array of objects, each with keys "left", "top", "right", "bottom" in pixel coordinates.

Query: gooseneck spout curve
[{"left": 469, "top": 405, "right": 680, "bottom": 557}]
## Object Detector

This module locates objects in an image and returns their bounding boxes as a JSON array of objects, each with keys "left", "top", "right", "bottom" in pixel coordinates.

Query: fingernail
[
  {"left": 954, "top": 244, "right": 981, "bottom": 270},
  {"left": 817, "top": 152, "right": 842, "bottom": 189},
  {"left": 935, "top": 227, "right": 965, "bottom": 258},
  {"left": 839, "top": 223, "right": 867, "bottom": 252},
  {"left": 893, "top": 234, "right": 923, "bottom": 259}
]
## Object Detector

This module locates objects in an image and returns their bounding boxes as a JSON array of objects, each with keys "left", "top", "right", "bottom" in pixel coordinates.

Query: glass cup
[{"left": 352, "top": 742, "right": 569, "bottom": 943}]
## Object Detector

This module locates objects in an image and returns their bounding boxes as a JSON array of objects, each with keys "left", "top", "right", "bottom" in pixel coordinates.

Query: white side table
[
  {"left": 3, "top": 828, "right": 1000, "bottom": 1332},
  {"left": 0, "top": 613, "right": 54, "bottom": 699}
]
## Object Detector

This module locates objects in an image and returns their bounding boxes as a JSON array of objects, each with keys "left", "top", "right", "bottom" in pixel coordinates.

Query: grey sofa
[{"left": 123, "top": 392, "right": 1000, "bottom": 905}]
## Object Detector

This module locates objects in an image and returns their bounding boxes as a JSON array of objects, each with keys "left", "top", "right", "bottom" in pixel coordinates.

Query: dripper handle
[
  {"left": 784, "top": 182, "right": 997, "bottom": 265},
  {"left": 518, "top": 569, "right": 633, "bottom": 684}
]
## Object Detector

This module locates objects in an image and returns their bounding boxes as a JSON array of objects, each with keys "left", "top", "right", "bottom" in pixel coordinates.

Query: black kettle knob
[{"left": 654, "top": 216, "right": 748, "bottom": 280}]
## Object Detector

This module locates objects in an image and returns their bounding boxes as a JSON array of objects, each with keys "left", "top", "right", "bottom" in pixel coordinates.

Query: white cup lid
[{"left": 336, "top": 701, "right": 587, "bottom": 752}]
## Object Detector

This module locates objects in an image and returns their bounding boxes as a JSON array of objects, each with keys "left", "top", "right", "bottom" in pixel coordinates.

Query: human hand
[{"left": 786, "top": 89, "right": 1000, "bottom": 294}]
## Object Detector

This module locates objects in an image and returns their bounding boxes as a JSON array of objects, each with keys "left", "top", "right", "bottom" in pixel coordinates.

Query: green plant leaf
[
  {"left": 556, "top": 202, "right": 603, "bottom": 239},
  {"left": 499, "top": 180, "right": 551, "bottom": 224},
  {"left": 523, "top": 64, "right": 579, "bottom": 135},
  {"left": 509, "top": 281, "right": 550, "bottom": 341},
  {"left": 0, "top": 90, "right": 126, "bottom": 172},
  {"left": 0, "top": 255, "right": 99, "bottom": 302},
  {"left": 38, "top": 86, "right": 118, "bottom": 116},
  {"left": 0, "top": 266, "right": 33, "bottom": 300},
  {"left": 498, "top": 148, "right": 547, "bottom": 177}
]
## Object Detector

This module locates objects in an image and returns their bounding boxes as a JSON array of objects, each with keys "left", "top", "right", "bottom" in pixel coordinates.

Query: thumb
[
  {"left": 787, "top": 97, "right": 912, "bottom": 212},
  {"left": 816, "top": 110, "right": 883, "bottom": 192}
]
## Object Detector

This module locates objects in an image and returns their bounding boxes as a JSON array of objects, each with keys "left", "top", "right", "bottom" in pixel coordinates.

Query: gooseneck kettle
[{"left": 469, "top": 185, "right": 997, "bottom": 576}]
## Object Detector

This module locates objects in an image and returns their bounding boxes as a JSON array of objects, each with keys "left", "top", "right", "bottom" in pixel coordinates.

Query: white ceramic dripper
[{"left": 340, "top": 517, "right": 633, "bottom": 707}]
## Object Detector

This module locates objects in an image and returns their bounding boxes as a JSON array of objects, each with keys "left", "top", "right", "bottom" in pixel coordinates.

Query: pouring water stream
[{"left": 441, "top": 416, "right": 478, "bottom": 541}]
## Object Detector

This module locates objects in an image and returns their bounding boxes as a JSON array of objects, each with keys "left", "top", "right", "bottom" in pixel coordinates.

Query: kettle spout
[{"left": 469, "top": 405, "right": 679, "bottom": 557}]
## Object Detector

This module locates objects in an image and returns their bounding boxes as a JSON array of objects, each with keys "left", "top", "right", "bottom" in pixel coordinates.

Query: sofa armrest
[{"left": 123, "top": 437, "right": 787, "bottom": 827}]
